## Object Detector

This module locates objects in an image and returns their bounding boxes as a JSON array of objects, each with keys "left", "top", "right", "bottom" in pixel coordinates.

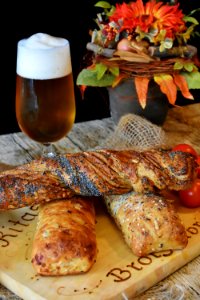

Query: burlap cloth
[{"left": 100, "top": 103, "right": 200, "bottom": 152}]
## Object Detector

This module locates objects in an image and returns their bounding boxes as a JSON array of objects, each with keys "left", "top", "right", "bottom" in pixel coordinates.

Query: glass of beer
[{"left": 15, "top": 33, "right": 76, "bottom": 156}]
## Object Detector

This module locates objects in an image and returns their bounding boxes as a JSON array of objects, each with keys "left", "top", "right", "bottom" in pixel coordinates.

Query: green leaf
[
  {"left": 159, "top": 43, "right": 165, "bottom": 52},
  {"left": 188, "top": 8, "right": 200, "bottom": 16},
  {"left": 195, "top": 32, "right": 200, "bottom": 38},
  {"left": 94, "top": 1, "right": 111, "bottom": 9},
  {"left": 107, "top": 5, "right": 116, "bottom": 16},
  {"left": 175, "top": 61, "right": 197, "bottom": 73},
  {"left": 180, "top": 24, "right": 196, "bottom": 42},
  {"left": 156, "top": 29, "right": 166, "bottom": 42},
  {"left": 174, "top": 61, "right": 184, "bottom": 70},
  {"left": 109, "top": 66, "right": 119, "bottom": 77},
  {"left": 184, "top": 63, "right": 194, "bottom": 72},
  {"left": 76, "top": 69, "right": 115, "bottom": 87},
  {"left": 183, "top": 16, "right": 199, "bottom": 25},
  {"left": 181, "top": 71, "right": 200, "bottom": 89},
  {"left": 95, "top": 63, "right": 108, "bottom": 80}
]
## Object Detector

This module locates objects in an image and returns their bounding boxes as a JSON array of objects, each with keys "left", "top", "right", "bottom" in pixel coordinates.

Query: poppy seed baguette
[{"left": 0, "top": 149, "right": 196, "bottom": 210}]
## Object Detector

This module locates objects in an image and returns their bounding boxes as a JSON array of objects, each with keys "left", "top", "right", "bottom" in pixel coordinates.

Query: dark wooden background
[{"left": 0, "top": 0, "right": 199, "bottom": 135}]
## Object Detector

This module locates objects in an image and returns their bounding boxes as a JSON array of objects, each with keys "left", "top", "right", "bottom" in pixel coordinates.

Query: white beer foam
[{"left": 17, "top": 33, "right": 72, "bottom": 79}]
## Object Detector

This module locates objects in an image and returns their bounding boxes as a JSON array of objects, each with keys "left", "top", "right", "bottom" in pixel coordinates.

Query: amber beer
[{"left": 16, "top": 33, "right": 76, "bottom": 144}]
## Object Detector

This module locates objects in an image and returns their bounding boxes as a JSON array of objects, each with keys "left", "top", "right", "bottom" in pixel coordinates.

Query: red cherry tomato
[
  {"left": 196, "top": 156, "right": 200, "bottom": 178},
  {"left": 172, "top": 143, "right": 198, "bottom": 158},
  {"left": 196, "top": 167, "right": 200, "bottom": 178},
  {"left": 179, "top": 178, "right": 200, "bottom": 208},
  {"left": 196, "top": 156, "right": 200, "bottom": 166}
]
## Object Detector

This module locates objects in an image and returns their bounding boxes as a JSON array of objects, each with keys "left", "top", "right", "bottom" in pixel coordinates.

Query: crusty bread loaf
[
  {"left": 104, "top": 192, "right": 188, "bottom": 256},
  {"left": 0, "top": 149, "right": 196, "bottom": 210},
  {"left": 31, "top": 196, "right": 97, "bottom": 275}
]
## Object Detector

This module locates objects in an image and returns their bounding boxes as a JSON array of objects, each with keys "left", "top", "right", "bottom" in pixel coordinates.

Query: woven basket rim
[{"left": 95, "top": 56, "right": 192, "bottom": 78}]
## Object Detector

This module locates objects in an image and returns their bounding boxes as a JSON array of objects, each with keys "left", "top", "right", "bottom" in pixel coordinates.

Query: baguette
[
  {"left": 31, "top": 196, "right": 97, "bottom": 275},
  {"left": 0, "top": 148, "right": 196, "bottom": 210},
  {"left": 104, "top": 192, "right": 188, "bottom": 256}
]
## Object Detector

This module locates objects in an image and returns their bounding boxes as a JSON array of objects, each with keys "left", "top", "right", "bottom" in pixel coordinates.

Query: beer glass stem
[{"left": 42, "top": 143, "right": 56, "bottom": 157}]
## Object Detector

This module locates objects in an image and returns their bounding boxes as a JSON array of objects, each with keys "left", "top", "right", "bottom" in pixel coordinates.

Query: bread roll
[
  {"left": 104, "top": 192, "right": 188, "bottom": 256},
  {"left": 31, "top": 196, "right": 97, "bottom": 275}
]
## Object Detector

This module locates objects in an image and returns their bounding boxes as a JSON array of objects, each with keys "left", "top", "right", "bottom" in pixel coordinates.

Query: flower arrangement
[{"left": 76, "top": 0, "right": 200, "bottom": 108}]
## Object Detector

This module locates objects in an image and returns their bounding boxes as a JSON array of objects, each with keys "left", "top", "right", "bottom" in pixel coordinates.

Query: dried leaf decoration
[
  {"left": 154, "top": 74, "right": 177, "bottom": 105},
  {"left": 112, "top": 74, "right": 127, "bottom": 88},
  {"left": 135, "top": 77, "right": 150, "bottom": 108},
  {"left": 173, "top": 74, "right": 194, "bottom": 100},
  {"left": 113, "top": 50, "right": 153, "bottom": 63},
  {"left": 79, "top": 85, "right": 87, "bottom": 99}
]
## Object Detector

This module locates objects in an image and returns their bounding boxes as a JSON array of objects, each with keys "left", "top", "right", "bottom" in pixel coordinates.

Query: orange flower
[{"left": 109, "top": 0, "right": 186, "bottom": 43}]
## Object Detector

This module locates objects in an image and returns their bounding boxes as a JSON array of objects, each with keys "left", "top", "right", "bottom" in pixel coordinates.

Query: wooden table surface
[{"left": 1, "top": 103, "right": 200, "bottom": 299}]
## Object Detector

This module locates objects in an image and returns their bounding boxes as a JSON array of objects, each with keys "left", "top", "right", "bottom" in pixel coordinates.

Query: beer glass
[{"left": 15, "top": 33, "right": 76, "bottom": 156}]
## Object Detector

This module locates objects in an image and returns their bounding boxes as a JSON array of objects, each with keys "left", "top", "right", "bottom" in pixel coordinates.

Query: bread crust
[
  {"left": 104, "top": 192, "right": 188, "bottom": 256},
  {"left": 0, "top": 149, "right": 196, "bottom": 210},
  {"left": 31, "top": 196, "right": 97, "bottom": 275}
]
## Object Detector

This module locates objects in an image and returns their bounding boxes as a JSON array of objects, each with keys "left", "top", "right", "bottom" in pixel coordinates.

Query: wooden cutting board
[{"left": 0, "top": 196, "right": 200, "bottom": 300}]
